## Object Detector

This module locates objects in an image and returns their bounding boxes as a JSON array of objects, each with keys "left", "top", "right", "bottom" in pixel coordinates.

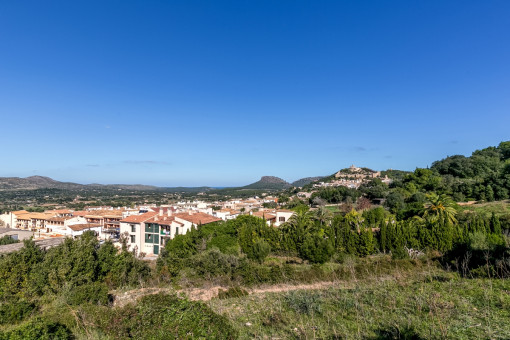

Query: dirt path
[{"left": 112, "top": 280, "right": 350, "bottom": 307}]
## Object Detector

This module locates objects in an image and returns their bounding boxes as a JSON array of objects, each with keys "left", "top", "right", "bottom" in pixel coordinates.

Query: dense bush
[
  {"left": 299, "top": 234, "right": 334, "bottom": 264},
  {"left": 94, "top": 293, "right": 238, "bottom": 339},
  {"left": 0, "top": 299, "right": 35, "bottom": 324},
  {"left": 64, "top": 282, "right": 110, "bottom": 306},
  {"left": 252, "top": 239, "right": 271, "bottom": 263},
  {"left": 0, "top": 318, "right": 72, "bottom": 340},
  {"left": 189, "top": 248, "right": 241, "bottom": 279},
  {"left": 0, "top": 236, "right": 19, "bottom": 246},
  {"left": 0, "top": 232, "right": 150, "bottom": 302},
  {"left": 217, "top": 286, "right": 249, "bottom": 299}
]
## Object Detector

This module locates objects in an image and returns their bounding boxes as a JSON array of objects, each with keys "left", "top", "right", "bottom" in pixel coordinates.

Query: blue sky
[{"left": 1, "top": 1, "right": 509, "bottom": 186}]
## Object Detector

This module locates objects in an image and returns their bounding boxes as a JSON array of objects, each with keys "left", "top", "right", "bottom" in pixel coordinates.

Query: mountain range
[{"left": 0, "top": 175, "right": 325, "bottom": 192}]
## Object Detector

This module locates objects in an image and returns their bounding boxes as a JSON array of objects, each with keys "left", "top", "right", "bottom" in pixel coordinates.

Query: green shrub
[
  {"left": 391, "top": 246, "right": 409, "bottom": 260},
  {"left": 299, "top": 234, "right": 334, "bottom": 264},
  {"left": 64, "top": 282, "right": 110, "bottom": 306},
  {"left": 0, "top": 318, "right": 72, "bottom": 340},
  {"left": 207, "top": 234, "right": 239, "bottom": 255},
  {"left": 284, "top": 290, "right": 323, "bottom": 315},
  {"left": 252, "top": 239, "right": 271, "bottom": 263},
  {"left": 189, "top": 248, "right": 240, "bottom": 279},
  {"left": 234, "top": 260, "right": 272, "bottom": 285},
  {"left": 217, "top": 286, "right": 249, "bottom": 299},
  {"left": 0, "top": 236, "right": 19, "bottom": 246},
  {"left": 97, "top": 293, "right": 237, "bottom": 339},
  {"left": 0, "top": 300, "right": 35, "bottom": 324}
]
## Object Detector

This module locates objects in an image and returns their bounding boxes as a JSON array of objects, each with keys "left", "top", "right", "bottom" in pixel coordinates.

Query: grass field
[
  {"left": 208, "top": 261, "right": 510, "bottom": 339},
  {"left": 459, "top": 200, "right": 510, "bottom": 217}
]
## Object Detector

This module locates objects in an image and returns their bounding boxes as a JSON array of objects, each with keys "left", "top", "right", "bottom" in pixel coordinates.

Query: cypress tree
[
  {"left": 358, "top": 227, "right": 374, "bottom": 257},
  {"left": 485, "top": 185, "right": 495, "bottom": 202},
  {"left": 490, "top": 212, "right": 502, "bottom": 235},
  {"left": 379, "top": 221, "right": 388, "bottom": 253}
]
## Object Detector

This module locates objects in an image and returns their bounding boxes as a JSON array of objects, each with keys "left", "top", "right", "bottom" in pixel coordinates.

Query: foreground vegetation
[
  {"left": 210, "top": 268, "right": 510, "bottom": 339},
  {"left": 1, "top": 243, "right": 509, "bottom": 339}
]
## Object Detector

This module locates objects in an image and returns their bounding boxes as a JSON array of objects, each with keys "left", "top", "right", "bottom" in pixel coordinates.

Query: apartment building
[{"left": 120, "top": 210, "right": 221, "bottom": 256}]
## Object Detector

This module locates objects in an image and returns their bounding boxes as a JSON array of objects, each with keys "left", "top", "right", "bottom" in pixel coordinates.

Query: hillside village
[{"left": 313, "top": 165, "right": 392, "bottom": 189}]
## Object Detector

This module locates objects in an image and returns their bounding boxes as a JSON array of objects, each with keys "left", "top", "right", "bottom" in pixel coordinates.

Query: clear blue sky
[{"left": 1, "top": 1, "right": 509, "bottom": 186}]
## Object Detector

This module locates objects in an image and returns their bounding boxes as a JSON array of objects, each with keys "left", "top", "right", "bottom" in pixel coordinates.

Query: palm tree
[
  {"left": 285, "top": 207, "right": 314, "bottom": 247},
  {"left": 314, "top": 206, "right": 332, "bottom": 227},
  {"left": 422, "top": 193, "right": 457, "bottom": 224},
  {"left": 288, "top": 206, "right": 313, "bottom": 231}
]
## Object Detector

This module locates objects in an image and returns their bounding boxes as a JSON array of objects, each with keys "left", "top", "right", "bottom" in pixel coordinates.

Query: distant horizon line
[{"left": 0, "top": 166, "right": 404, "bottom": 189}]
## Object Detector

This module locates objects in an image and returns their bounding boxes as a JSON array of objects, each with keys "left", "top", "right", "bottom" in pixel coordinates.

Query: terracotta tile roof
[
  {"left": 120, "top": 211, "right": 158, "bottom": 223},
  {"left": 218, "top": 209, "right": 240, "bottom": 214},
  {"left": 16, "top": 213, "right": 53, "bottom": 220},
  {"left": 12, "top": 210, "right": 29, "bottom": 215},
  {"left": 85, "top": 215, "right": 104, "bottom": 220},
  {"left": 72, "top": 211, "right": 88, "bottom": 217},
  {"left": 147, "top": 215, "right": 175, "bottom": 226},
  {"left": 45, "top": 209, "right": 72, "bottom": 214},
  {"left": 47, "top": 217, "right": 72, "bottom": 223},
  {"left": 252, "top": 211, "right": 276, "bottom": 220},
  {"left": 174, "top": 212, "right": 221, "bottom": 225},
  {"left": 67, "top": 223, "right": 102, "bottom": 232},
  {"left": 83, "top": 210, "right": 123, "bottom": 217},
  {"left": 16, "top": 214, "right": 32, "bottom": 220}
]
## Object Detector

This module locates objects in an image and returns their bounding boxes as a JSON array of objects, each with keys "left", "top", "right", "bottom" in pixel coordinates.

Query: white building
[{"left": 120, "top": 210, "right": 221, "bottom": 256}]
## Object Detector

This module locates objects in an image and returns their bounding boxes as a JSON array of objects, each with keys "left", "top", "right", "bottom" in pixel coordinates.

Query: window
[
  {"left": 130, "top": 235, "right": 136, "bottom": 243},
  {"left": 279, "top": 216, "right": 286, "bottom": 222},
  {"left": 145, "top": 233, "right": 153, "bottom": 243},
  {"left": 131, "top": 224, "right": 136, "bottom": 233},
  {"left": 145, "top": 224, "right": 154, "bottom": 233},
  {"left": 175, "top": 227, "right": 179, "bottom": 235}
]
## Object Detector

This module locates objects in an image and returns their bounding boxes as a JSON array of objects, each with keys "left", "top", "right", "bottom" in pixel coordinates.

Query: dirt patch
[
  {"left": 184, "top": 281, "right": 349, "bottom": 301},
  {"left": 111, "top": 280, "right": 354, "bottom": 307},
  {"left": 112, "top": 287, "right": 173, "bottom": 308}
]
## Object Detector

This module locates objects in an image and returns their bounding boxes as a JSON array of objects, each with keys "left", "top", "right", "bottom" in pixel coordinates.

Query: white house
[
  {"left": 45, "top": 216, "right": 87, "bottom": 234},
  {"left": 0, "top": 210, "right": 29, "bottom": 229},
  {"left": 64, "top": 223, "right": 102, "bottom": 238}
]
